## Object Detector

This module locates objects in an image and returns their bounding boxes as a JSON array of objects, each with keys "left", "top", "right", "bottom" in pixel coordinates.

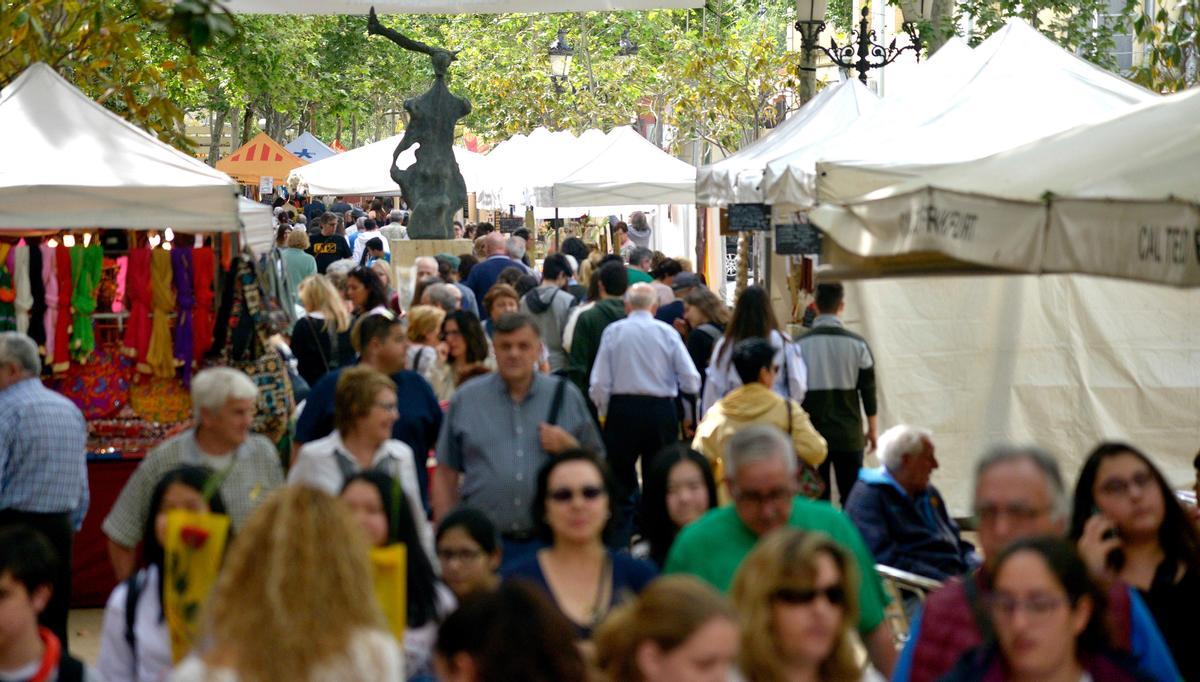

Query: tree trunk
[
  {"left": 350, "top": 114, "right": 358, "bottom": 148},
  {"left": 207, "top": 109, "right": 228, "bottom": 166},
  {"left": 335, "top": 116, "right": 343, "bottom": 144},
  {"left": 920, "top": 0, "right": 956, "bottom": 54},
  {"left": 735, "top": 231, "right": 750, "bottom": 297},
  {"left": 240, "top": 106, "right": 254, "bottom": 146},
  {"left": 228, "top": 107, "right": 240, "bottom": 149}
]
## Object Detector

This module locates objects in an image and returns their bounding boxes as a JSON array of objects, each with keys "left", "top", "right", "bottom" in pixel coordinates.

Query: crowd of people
[{"left": 0, "top": 194, "right": 1197, "bottom": 682}]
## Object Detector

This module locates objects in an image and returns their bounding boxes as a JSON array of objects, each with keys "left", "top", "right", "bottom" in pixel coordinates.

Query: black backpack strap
[
  {"left": 411, "top": 348, "right": 424, "bottom": 375},
  {"left": 57, "top": 654, "right": 85, "bottom": 682},
  {"left": 123, "top": 572, "right": 144, "bottom": 668},
  {"left": 962, "top": 573, "right": 994, "bottom": 642},
  {"left": 546, "top": 376, "right": 568, "bottom": 426}
]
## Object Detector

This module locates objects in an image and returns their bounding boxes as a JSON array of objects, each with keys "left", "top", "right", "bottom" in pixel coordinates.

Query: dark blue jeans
[{"left": 818, "top": 448, "right": 864, "bottom": 506}]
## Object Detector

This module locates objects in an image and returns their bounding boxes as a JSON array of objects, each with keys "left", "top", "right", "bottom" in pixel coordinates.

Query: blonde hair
[
  {"left": 298, "top": 275, "right": 350, "bottom": 333},
  {"left": 730, "top": 529, "right": 862, "bottom": 682},
  {"left": 285, "top": 229, "right": 310, "bottom": 250},
  {"left": 578, "top": 252, "right": 604, "bottom": 287},
  {"left": 406, "top": 305, "right": 445, "bottom": 343},
  {"left": 472, "top": 235, "right": 488, "bottom": 259},
  {"left": 200, "top": 486, "right": 384, "bottom": 682},
  {"left": 334, "top": 366, "right": 397, "bottom": 435},
  {"left": 370, "top": 260, "right": 392, "bottom": 288},
  {"left": 594, "top": 575, "right": 736, "bottom": 682}
]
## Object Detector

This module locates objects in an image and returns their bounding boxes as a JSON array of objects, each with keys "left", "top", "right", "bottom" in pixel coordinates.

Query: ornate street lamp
[
  {"left": 795, "top": 0, "right": 929, "bottom": 84},
  {"left": 618, "top": 28, "right": 639, "bottom": 57},
  {"left": 548, "top": 29, "right": 575, "bottom": 93}
]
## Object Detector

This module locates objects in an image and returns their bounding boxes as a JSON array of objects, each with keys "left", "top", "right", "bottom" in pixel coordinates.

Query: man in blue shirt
[
  {"left": 294, "top": 314, "right": 441, "bottom": 511},
  {"left": 464, "top": 231, "right": 528, "bottom": 319}
]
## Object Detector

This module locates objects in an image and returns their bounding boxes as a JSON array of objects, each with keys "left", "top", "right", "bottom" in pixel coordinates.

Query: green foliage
[
  {"left": 1132, "top": 0, "right": 1199, "bottom": 91},
  {"left": 953, "top": 0, "right": 1135, "bottom": 69}
]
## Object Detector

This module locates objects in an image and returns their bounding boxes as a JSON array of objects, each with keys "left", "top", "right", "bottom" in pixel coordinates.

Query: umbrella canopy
[
  {"left": 222, "top": 0, "right": 701, "bottom": 13},
  {"left": 218, "top": 132, "right": 308, "bottom": 186},
  {"left": 809, "top": 86, "right": 1200, "bottom": 287},
  {"left": 542, "top": 126, "right": 696, "bottom": 207},
  {"left": 696, "top": 79, "right": 879, "bottom": 207},
  {"left": 0, "top": 63, "right": 240, "bottom": 232},
  {"left": 285, "top": 131, "right": 337, "bottom": 163},
  {"left": 288, "top": 135, "right": 490, "bottom": 197}
]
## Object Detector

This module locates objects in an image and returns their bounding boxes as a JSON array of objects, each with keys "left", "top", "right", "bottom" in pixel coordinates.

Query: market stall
[
  {"left": 285, "top": 131, "right": 338, "bottom": 162},
  {"left": 217, "top": 132, "right": 308, "bottom": 197}
]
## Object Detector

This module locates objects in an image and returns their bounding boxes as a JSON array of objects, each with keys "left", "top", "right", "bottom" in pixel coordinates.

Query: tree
[{"left": 1132, "top": 0, "right": 1199, "bottom": 91}]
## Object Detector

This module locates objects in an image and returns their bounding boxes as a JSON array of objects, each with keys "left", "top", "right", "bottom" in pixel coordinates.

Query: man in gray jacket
[{"left": 520, "top": 253, "right": 577, "bottom": 373}]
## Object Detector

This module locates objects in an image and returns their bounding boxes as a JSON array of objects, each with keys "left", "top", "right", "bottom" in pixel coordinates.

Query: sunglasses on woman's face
[
  {"left": 547, "top": 485, "right": 606, "bottom": 503},
  {"left": 771, "top": 585, "right": 846, "bottom": 606}
]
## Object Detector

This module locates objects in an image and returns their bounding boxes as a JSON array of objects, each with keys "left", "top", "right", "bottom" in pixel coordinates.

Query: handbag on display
[{"left": 218, "top": 254, "right": 293, "bottom": 443}]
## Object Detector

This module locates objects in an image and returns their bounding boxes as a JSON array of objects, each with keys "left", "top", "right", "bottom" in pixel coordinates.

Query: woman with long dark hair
[
  {"left": 441, "top": 310, "right": 494, "bottom": 391},
  {"left": 345, "top": 266, "right": 390, "bottom": 318},
  {"left": 342, "top": 469, "right": 454, "bottom": 681},
  {"left": 1070, "top": 442, "right": 1200, "bottom": 680},
  {"left": 638, "top": 444, "right": 718, "bottom": 568},
  {"left": 699, "top": 285, "right": 805, "bottom": 416}
]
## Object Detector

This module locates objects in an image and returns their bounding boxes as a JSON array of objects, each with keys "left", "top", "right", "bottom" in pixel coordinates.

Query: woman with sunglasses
[
  {"left": 503, "top": 450, "right": 657, "bottom": 640},
  {"left": 1070, "top": 441, "right": 1200, "bottom": 680},
  {"left": 943, "top": 536, "right": 1144, "bottom": 681},
  {"left": 436, "top": 507, "right": 502, "bottom": 601},
  {"left": 730, "top": 528, "right": 871, "bottom": 682}
]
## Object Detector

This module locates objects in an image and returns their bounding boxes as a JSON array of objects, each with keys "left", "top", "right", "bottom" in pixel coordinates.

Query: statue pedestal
[{"left": 390, "top": 239, "right": 473, "bottom": 310}]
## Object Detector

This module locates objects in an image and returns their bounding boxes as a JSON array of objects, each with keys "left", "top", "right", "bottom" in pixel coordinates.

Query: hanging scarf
[
  {"left": 52, "top": 245, "right": 73, "bottom": 372},
  {"left": 70, "top": 243, "right": 103, "bottom": 362},
  {"left": 40, "top": 243, "right": 57, "bottom": 361},
  {"left": 123, "top": 247, "right": 153, "bottom": 363},
  {"left": 0, "top": 243, "right": 16, "bottom": 331},
  {"left": 13, "top": 242, "right": 32, "bottom": 334},
  {"left": 26, "top": 238, "right": 45, "bottom": 347},
  {"left": 172, "top": 244, "right": 195, "bottom": 386},
  {"left": 192, "top": 246, "right": 216, "bottom": 362},
  {"left": 143, "top": 246, "right": 177, "bottom": 378}
]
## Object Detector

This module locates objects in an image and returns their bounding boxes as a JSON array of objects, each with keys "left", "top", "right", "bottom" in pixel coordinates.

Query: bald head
[
  {"left": 484, "top": 231, "right": 507, "bottom": 256},
  {"left": 414, "top": 256, "right": 438, "bottom": 280},
  {"left": 625, "top": 283, "right": 658, "bottom": 312}
]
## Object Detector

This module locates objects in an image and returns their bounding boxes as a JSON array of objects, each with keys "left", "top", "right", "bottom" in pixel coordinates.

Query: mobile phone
[
  {"left": 1092, "top": 506, "right": 1123, "bottom": 568},
  {"left": 1093, "top": 506, "right": 1121, "bottom": 541}
]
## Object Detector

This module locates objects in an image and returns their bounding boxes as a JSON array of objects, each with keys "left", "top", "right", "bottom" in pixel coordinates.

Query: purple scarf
[{"left": 172, "top": 244, "right": 195, "bottom": 386}]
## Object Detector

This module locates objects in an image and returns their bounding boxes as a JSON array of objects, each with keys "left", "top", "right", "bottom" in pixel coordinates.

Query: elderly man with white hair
[
  {"left": 103, "top": 367, "right": 284, "bottom": 580},
  {"left": 589, "top": 282, "right": 701, "bottom": 545},
  {"left": 844, "top": 425, "right": 977, "bottom": 582}
]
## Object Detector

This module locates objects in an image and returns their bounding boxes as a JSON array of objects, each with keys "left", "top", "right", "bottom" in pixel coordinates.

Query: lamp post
[
  {"left": 795, "top": 0, "right": 928, "bottom": 84},
  {"left": 548, "top": 29, "right": 575, "bottom": 93}
]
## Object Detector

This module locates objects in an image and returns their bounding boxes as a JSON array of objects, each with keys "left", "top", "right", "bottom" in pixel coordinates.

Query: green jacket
[{"left": 566, "top": 298, "right": 626, "bottom": 397}]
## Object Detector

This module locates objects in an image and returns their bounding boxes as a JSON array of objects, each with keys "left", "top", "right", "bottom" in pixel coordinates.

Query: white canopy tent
[
  {"left": 288, "top": 135, "right": 491, "bottom": 198},
  {"left": 540, "top": 126, "right": 697, "bottom": 207},
  {"left": 696, "top": 79, "right": 879, "bottom": 207},
  {"left": 481, "top": 127, "right": 609, "bottom": 211},
  {"left": 285, "top": 131, "right": 337, "bottom": 163},
  {"left": 813, "top": 19, "right": 1156, "bottom": 203},
  {"left": 762, "top": 37, "right": 977, "bottom": 207},
  {"left": 809, "top": 86, "right": 1200, "bottom": 287},
  {"left": 222, "top": 0, "right": 701, "bottom": 13},
  {"left": 0, "top": 63, "right": 240, "bottom": 232},
  {"left": 239, "top": 197, "right": 276, "bottom": 256}
]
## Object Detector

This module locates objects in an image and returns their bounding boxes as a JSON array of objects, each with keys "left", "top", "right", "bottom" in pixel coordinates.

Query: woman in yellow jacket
[{"left": 693, "top": 338, "right": 827, "bottom": 503}]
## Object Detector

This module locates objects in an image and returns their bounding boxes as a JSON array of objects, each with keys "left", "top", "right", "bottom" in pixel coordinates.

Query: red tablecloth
[{"left": 72, "top": 458, "right": 140, "bottom": 607}]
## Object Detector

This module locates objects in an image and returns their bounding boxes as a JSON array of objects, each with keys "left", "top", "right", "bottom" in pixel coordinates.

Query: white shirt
[
  {"left": 98, "top": 566, "right": 173, "bottom": 682},
  {"left": 351, "top": 229, "right": 391, "bottom": 264},
  {"left": 700, "top": 329, "right": 807, "bottom": 417},
  {"left": 289, "top": 432, "right": 434, "bottom": 562},
  {"left": 168, "top": 628, "right": 403, "bottom": 682},
  {"left": 589, "top": 310, "right": 701, "bottom": 417}
]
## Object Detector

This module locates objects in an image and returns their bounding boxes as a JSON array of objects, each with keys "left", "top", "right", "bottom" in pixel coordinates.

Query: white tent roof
[
  {"left": 812, "top": 20, "right": 1156, "bottom": 202},
  {"left": 222, "top": 0, "right": 701, "bottom": 13},
  {"left": 541, "top": 126, "right": 696, "bottom": 207},
  {"left": 478, "top": 127, "right": 610, "bottom": 210},
  {"left": 0, "top": 63, "right": 240, "bottom": 232},
  {"left": 285, "top": 132, "right": 337, "bottom": 163},
  {"left": 288, "top": 135, "right": 490, "bottom": 197},
  {"left": 809, "top": 86, "right": 1200, "bottom": 287},
  {"left": 696, "top": 79, "right": 879, "bottom": 207},
  {"left": 762, "top": 37, "right": 977, "bottom": 207},
  {"left": 239, "top": 197, "right": 276, "bottom": 256}
]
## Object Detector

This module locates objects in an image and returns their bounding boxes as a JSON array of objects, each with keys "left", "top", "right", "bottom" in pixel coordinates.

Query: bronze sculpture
[{"left": 367, "top": 7, "right": 471, "bottom": 239}]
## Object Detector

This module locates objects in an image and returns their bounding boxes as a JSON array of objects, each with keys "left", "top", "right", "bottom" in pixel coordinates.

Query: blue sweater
[{"left": 465, "top": 255, "right": 527, "bottom": 318}]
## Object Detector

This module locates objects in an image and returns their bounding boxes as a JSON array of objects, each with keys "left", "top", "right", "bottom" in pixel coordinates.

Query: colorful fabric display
[
  {"left": 172, "top": 245, "right": 195, "bottom": 386},
  {"left": 52, "top": 246, "right": 73, "bottom": 372},
  {"left": 26, "top": 238, "right": 45, "bottom": 348},
  {"left": 0, "top": 244, "right": 16, "bottom": 332},
  {"left": 13, "top": 242, "right": 31, "bottom": 335},
  {"left": 55, "top": 347, "right": 131, "bottom": 420},
  {"left": 192, "top": 247, "right": 215, "bottom": 362},
  {"left": 40, "top": 243, "right": 57, "bottom": 360},
  {"left": 70, "top": 243, "right": 103, "bottom": 362},
  {"left": 122, "top": 247, "right": 152, "bottom": 364},
  {"left": 143, "top": 246, "right": 176, "bottom": 378}
]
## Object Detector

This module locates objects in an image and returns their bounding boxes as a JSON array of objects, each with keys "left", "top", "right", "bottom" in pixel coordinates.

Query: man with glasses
[
  {"left": 892, "top": 445, "right": 1179, "bottom": 682},
  {"left": 665, "top": 424, "right": 898, "bottom": 677}
]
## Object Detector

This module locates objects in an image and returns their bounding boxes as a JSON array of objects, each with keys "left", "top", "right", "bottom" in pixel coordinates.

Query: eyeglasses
[
  {"left": 973, "top": 503, "right": 1051, "bottom": 526},
  {"left": 373, "top": 401, "right": 399, "bottom": 413},
  {"left": 548, "top": 485, "right": 606, "bottom": 503},
  {"left": 437, "top": 548, "right": 484, "bottom": 563},
  {"left": 989, "top": 593, "right": 1069, "bottom": 620},
  {"left": 439, "top": 329, "right": 463, "bottom": 340},
  {"left": 734, "top": 487, "right": 793, "bottom": 506},
  {"left": 772, "top": 586, "right": 846, "bottom": 606},
  {"left": 1097, "top": 470, "right": 1155, "bottom": 497}
]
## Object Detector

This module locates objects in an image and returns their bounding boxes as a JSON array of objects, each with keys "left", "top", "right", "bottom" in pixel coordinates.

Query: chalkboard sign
[
  {"left": 728, "top": 203, "right": 771, "bottom": 232},
  {"left": 776, "top": 220, "right": 823, "bottom": 255},
  {"left": 497, "top": 217, "right": 524, "bottom": 233}
]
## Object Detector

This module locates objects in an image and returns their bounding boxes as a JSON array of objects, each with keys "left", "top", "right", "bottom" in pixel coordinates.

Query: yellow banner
[{"left": 163, "top": 510, "right": 231, "bottom": 662}]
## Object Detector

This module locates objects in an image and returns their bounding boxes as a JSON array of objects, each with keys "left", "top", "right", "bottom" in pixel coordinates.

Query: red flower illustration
[{"left": 179, "top": 526, "right": 210, "bottom": 549}]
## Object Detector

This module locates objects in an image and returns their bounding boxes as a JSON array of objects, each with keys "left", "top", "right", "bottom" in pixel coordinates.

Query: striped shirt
[{"left": 0, "top": 378, "right": 88, "bottom": 527}]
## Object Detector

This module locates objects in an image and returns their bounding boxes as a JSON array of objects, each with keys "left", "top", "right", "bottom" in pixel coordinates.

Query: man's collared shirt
[
  {"left": 436, "top": 372, "right": 603, "bottom": 534},
  {"left": 0, "top": 377, "right": 88, "bottom": 527},
  {"left": 589, "top": 310, "right": 701, "bottom": 417},
  {"left": 102, "top": 429, "right": 283, "bottom": 546}
]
